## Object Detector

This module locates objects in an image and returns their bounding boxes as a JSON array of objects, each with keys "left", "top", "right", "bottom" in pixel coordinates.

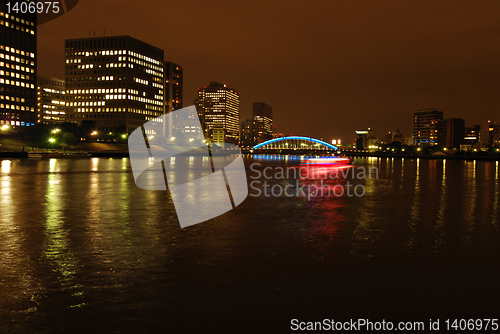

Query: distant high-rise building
[
  {"left": 383, "top": 131, "right": 393, "bottom": 144},
  {"left": 164, "top": 61, "right": 182, "bottom": 112},
  {"left": 196, "top": 81, "right": 240, "bottom": 144},
  {"left": 253, "top": 102, "right": 273, "bottom": 143},
  {"left": 446, "top": 118, "right": 465, "bottom": 149},
  {"left": 240, "top": 118, "right": 256, "bottom": 148},
  {"left": 355, "top": 130, "right": 368, "bottom": 150},
  {"left": 463, "top": 124, "right": 480, "bottom": 147},
  {"left": 482, "top": 119, "right": 500, "bottom": 147},
  {"left": 392, "top": 129, "right": 404, "bottom": 143},
  {"left": 64, "top": 35, "right": 164, "bottom": 134},
  {"left": 0, "top": 3, "right": 37, "bottom": 127},
  {"left": 37, "top": 76, "right": 65, "bottom": 124},
  {"left": 412, "top": 109, "right": 445, "bottom": 146},
  {"left": 163, "top": 61, "right": 183, "bottom": 138}
]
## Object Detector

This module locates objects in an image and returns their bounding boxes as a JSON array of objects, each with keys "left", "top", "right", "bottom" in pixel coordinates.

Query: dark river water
[{"left": 0, "top": 156, "right": 499, "bottom": 333}]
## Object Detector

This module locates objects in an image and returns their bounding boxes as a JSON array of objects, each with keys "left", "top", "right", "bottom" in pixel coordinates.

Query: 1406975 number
[
  {"left": 6, "top": 2, "right": 60, "bottom": 14},
  {"left": 445, "top": 319, "right": 498, "bottom": 331}
]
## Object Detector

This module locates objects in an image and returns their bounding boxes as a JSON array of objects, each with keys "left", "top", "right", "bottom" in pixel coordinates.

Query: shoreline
[{"left": 1, "top": 150, "right": 500, "bottom": 161}]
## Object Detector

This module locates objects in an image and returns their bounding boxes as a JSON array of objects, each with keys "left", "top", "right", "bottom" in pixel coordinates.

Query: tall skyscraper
[
  {"left": 196, "top": 81, "right": 240, "bottom": 144},
  {"left": 163, "top": 61, "right": 183, "bottom": 138},
  {"left": 412, "top": 109, "right": 445, "bottom": 146},
  {"left": 0, "top": 3, "right": 37, "bottom": 127},
  {"left": 164, "top": 61, "right": 182, "bottom": 112},
  {"left": 253, "top": 102, "right": 273, "bottom": 143},
  {"left": 37, "top": 76, "right": 65, "bottom": 124},
  {"left": 64, "top": 36, "right": 164, "bottom": 134}
]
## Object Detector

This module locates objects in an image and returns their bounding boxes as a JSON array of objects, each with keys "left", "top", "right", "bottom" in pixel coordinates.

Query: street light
[
  {"left": 49, "top": 138, "right": 56, "bottom": 143},
  {"left": 51, "top": 128, "right": 61, "bottom": 134},
  {"left": 1, "top": 125, "right": 10, "bottom": 139}
]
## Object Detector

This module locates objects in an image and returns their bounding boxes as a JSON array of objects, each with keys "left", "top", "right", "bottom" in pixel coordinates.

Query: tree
[{"left": 62, "top": 132, "right": 77, "bottom": 146}]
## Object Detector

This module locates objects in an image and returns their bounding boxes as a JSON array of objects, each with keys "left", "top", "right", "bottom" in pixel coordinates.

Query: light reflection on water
[{"left": 0, "top": 156, "right": 499, "bottom": 332}]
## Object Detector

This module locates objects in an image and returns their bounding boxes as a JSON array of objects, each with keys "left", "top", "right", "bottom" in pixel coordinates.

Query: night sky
[{"left": 37, "top": 0, "right": 500, "bottom": 143}]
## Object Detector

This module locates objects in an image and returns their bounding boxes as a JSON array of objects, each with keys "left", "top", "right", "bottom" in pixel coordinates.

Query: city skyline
[
  {"left": 36, "top": 0, "right": 500, "bottom": 143},
  {"left": 38, "top": 1, "right": 500, "bottom": 142}
]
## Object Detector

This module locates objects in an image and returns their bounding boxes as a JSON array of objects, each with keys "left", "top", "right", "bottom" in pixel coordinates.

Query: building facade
[
  {"left": 253, "top": 102, "right": 273, "bottom": 143},
  {"left": 64, "top": 35, "right": 164, "bottom": 134},
  {"left": 446, "top": 118, "right": 465, "bottom": 149},
  {"left": 164, "top": 61, "right": 182, "bottom": 112},
  {"left": 240, "top": 118, "right": 255, "bottom": 148},
  {"left": 196, "top": 81, "right": 240, "bottom": 144},
  {"left": 0, "top": 3, "right": 37, "bottom": 127},
  {"left": 37, "top": 76, "right": 65, "bottom": 124},
  {"left": 412, "top": 109, "right": 445, "bottom": 146}
]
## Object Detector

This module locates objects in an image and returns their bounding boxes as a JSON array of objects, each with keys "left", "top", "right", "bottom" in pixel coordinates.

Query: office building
[
  {"left": 412, "top": 109, "right": 445, "bottom": 146},
  {"left": 446, "top": 118, "right": 465, "bottom": 149},
  {"left": 64, "top": 35, "right": 164, "bottom": 134},
  {"left": 461, "top": 124, "right": 480, "bottom": 151},
  {"left": 37, "top": 76, "right": 65, "bottom": 124},
  {"left": 253, "top": 102, "right": 273, "bottom": 143},
  {"left": 0, "top": 4, "right": 37, "bottom": 127},
  {"left": 196, "top": 81, "right": 240, "bottom": 144}
]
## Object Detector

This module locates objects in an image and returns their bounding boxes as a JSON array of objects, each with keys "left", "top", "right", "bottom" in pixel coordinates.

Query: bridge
[{"left": 250, "top": 136, "right": 338, "bottom": 154}]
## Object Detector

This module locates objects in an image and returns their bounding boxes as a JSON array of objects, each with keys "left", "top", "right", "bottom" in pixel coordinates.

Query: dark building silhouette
[
  {"left": 0, "top": 4, "right": 37, "bottom": 127},
  {"left": 446, "top": 118, "right": 465, "bottom": 149},
  {"left": 253, "top": 102, "right": 273, "bottom": 143},
  {"left": 64, "top": 36, "right": 164, "bottom": 134},
  {"left": 164, "top": 61, "right": 182, "bottom": 112},
  {"left": 240, "top": 118, "right": 256, "bottom": 148},
  {"left": 392, "top": 129, "right": 404, "bottom": 143}
]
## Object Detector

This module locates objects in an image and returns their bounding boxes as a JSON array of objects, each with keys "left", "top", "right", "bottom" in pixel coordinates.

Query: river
[{"left": 0, "top": 156, "right": 499, "bottom": 332}]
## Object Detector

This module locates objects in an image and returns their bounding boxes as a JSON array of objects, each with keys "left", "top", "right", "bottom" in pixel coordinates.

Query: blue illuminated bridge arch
[{"left": 252, "top": 136, "right": 339, "bottom": 151}]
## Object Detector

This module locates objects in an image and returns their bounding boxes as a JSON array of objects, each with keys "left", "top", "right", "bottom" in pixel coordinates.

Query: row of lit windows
[
  {"left": 1, "top": 70, "right": 32, "bottom": 80},
  {"left": 0, "top": 104, "right": 35, "bottom": 111},
  {"left": 0, "top": 45, "right": 35, "bottom": 58},
  {"left": 40, "top": 88, "right": 65, "bottom": 94},
  {"left": 0, "top": 11, "right": 35, "bottom": 25},
  {"left": 0, "top": 61, "right": 34, "bottom": 74},
  {"left": 68, "top": 101, "right": 105, "bottom": 107},
  {"left": 0, "top": 20, "right": 35, "bottom": 34},
  {"left": 134, "top": 78, "right": 149, "bottom": 85},
  {"left": 0, "top": 120, "right": 34, "bottom": 126},
  {"left": 1, "top": 95, "right": 25, "bottom": 103},
  {"left": 0, "top": 78, "right": 34, "bottom": 88},
  {"left": 67, "top": 50, "right": 162, "bottom": 70},
  {"left": 68, "top": 88, "right": 127, "bottom": 95},
  {"left": 0, "top": 53, "right": 35, "bottom": 66}
]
